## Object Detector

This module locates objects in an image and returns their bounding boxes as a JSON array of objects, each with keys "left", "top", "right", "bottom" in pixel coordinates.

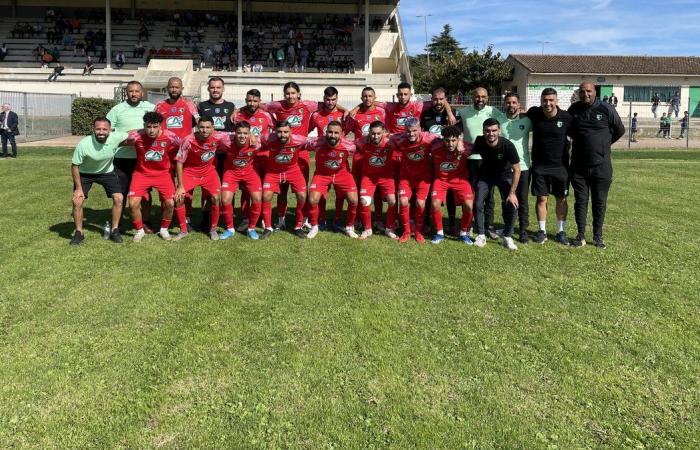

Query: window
[{"left": 623, "top": 86, "right": 680, "bottom": 102}]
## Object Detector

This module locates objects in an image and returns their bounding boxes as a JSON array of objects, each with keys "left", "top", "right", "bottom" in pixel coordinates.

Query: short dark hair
[
  {"left": 126, "top": 80, "right": 143, "bottom": 89},
  {"left": 324, "top": 86, "right": 338, "bottom": 97},
  {"left": 93, "top": 117, "right": 111, "bottom": 126},
  {"left": 208, "top": 76, "right": 224, "bottom": 87},
  {"left": 283, "top": 81, "right": 300, "bottom": 93},
  {"left": 482, "top": 118, "right": 500, "bottom": 129},
  {"left": 198, "top": 115, "right": 214, "bottom": 124},
  {"left": 441, "top": 126, "right": 461, "bottom": 139},
  {"left": 397, "top": 82, "right": 412, "bottom": 91},
  {"left": 404, "top": 117, "right": 420, "bottom": 128},
  {"left": 246, "top": 89, "right": 261, "bottom": 98},
  {"left": 326, "top": 120, "right": 342, "bottom": 130},
  {"left": 369, "top": 120, "right": 385, "bottom": 130},
  {"left": 432, "top": 86, "right": 447, "bottom": 96},
  {"left": 236, "top": 120, "right": 251, "bottom": 130},
  {"left": 275, "top": 120, "right": 291, "bottom": 129},
  {"left": 504, "top": 92, "right": 520, "bottom": 101},
  {"left": 541, "top": 88, "right": 557, "bottom": 97},
  {"left": 362, "top": 86, "right": 376, "bottom": 95},
  {"left": 143, "top": 111, "right": 163, "bottom": 125}
]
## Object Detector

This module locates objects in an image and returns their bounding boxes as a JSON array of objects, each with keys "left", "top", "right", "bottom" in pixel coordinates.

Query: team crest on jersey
[
  {"left": 215, "top": 108, "right": 221, "bottom": 114},
  {"left": 596, "top": 114, "right": 603, "bottom": 120},
  {"left": 234, "top": 159, "right": 248, "bottom": 167},
  {"left": 325, "top": 160, "right": 341, "bottom": 169},
  {"left": 275, "top": 154, "right": 293, "bottom": 163},
  {"left": 519, "top": 124, "right": 525, "bottom": 130},
  {"left": 160, "top": 141, "right": 167, "bottom": 147},
  {"left": 557, "top": 121, "right": 563, "bottom": 128},
  {"left": 436, "top": 116, "right": 442, "bottom": 123},
  {"left": 145, "top": 150, "right": 164, "bottom": 161},
  {"left": 166, "top": 115, "right": 184, "bottom": 128},
  {"left": 170, "top": 107, "right": 177, "bottom": 113},
  {"left": 440, "top": 161, "right": 457, "bottom": 171},
  {"left": 224, "top": 109, "right": 229, "bottom": 114},
  {"left": 298, "top": 108, "right": 303, "bottom": 114},
  {"left": 330, "top": 151, "right": 336, "bottom": 157},
  {"left": 179, "top": 107, "right": 185, "bottom": 113},
  {"left": 407, "top": 152, "right": 424, "bottom": 161},
  {"left": 368, "top": 156, "right": 386, "bottom": 166},
  {"left": 201, "top": 151, "right": 215, "bottom": 162},
  {"left": 287, "top": 115, "right": 303, "bottom": 127},
  {"left": 247, "top": 151, "right": 253, "bottom": 156}
]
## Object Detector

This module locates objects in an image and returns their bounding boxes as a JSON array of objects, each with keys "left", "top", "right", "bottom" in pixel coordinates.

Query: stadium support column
[
  {"left": 105, "top": 0, "right": 112, "bottom": 69},
  {"left": 364, "top": 0, "right": 370, "bottom": 72},
  {"left": 237, "top": 0, "right": 243, "bottom": 72}
]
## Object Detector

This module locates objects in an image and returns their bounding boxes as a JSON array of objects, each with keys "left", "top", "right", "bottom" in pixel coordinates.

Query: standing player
[
  {"left": 70, "top": 117, "right": 128, "bottom": 245},
  {"left": 125, "top": 111, "right": 180, "bottom": 242},
  {"left": 429, "top": 126, "right": 474, "bottom": 244},
  {"left": 305, "top": 121, "right": 359, "bottom": 239},
  {"left": 567, "top": 82, "right": 625, "bottom": 248},
  {"left": 500, "top": 93, "right": 532, "bottom": 243},
  {"left": 355, "top": 121, "right": 398, "bottom": 240},
  {"left": 260, "top": 120, "right": 309, "bottom": 239},
  {"left": 472, "top": 118, "right": 521, "bottom": 250},
  {"left": 389, "top": 118, "right": 438, "bottom": 243},
  {"left": 173, "top": 116, "right": 230, "bottom": 241},
  {"left": 527, "top": 87, "right": 573, "bottom": 245},
  {"left": 197, "top": 77, "right": 235, "bottom": 134},
  {"left": 219, "top": 121, "right": 262, "bottom": 240}
]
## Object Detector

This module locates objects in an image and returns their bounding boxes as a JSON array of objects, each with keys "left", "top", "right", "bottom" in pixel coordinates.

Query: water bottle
[{"left": 103, "top": 221, "right": 111, "bottom": 239}]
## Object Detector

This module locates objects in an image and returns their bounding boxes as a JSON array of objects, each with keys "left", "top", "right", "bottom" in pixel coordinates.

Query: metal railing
[{"left": 0, "top": 90, "right": 75, "bottom": 142}]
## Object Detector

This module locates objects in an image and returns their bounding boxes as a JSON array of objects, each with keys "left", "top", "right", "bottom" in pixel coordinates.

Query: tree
[{"left": 426, "top": 24, "right": 462, "bottom": 60}]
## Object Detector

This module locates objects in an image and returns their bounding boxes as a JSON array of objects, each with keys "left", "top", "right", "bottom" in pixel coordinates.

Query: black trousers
[
  {"left": 1, "top": 130, "right": 17, "bottom": 156},
  {"left": 475, "top": 176, "right": 516, "bottom": 237},
  {"left": 469, "top": 159, "right": 493, "bottom": 229},
  {"left": 570, "top": 165, "right": 612, "bottom": 239}
]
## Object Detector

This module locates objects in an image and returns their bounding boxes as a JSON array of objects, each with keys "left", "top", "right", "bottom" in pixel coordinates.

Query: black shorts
[
  {"left": 531, "top": 167, "right": 569, "bottom": 197},
  {"left": 77, "top": 171, "right": 122, "bottom": 199},
  {"left": 113, "top": 157, "right": 137, "bottom": 195}
]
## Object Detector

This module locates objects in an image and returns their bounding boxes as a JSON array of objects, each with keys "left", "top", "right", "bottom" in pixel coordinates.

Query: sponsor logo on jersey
[
  {"left": 233, "top": 159, "right": 248, "bottom": 167},
  {"left": 429, "top": 124, "right": 443, "bottom": 136},
  {"left": 361, "top": 124, "right": 370, "bottom": 135},
  {"left": 325, "top": 160, "right": 341, "bottom": 169},
  {"left": 251, "top": 126, "right": 262, "bottom": 136},
  {"left": 368, "top": 156, "right": 386, "bottom": 167},
  {"left": 396, "top": 117, "right": 409, "bottom": 127},
  {"left": 275, "top": 153, "right": 293, "bottom": 163},
  {"left": 201, "top": 151, "right": 215, "bottom": 162},
  {"left": 440, "top": 161, "right": 457, "bottom": 171},
  {"left": 287, "top": 115, "right": 303, "bottom": 128},
  {"left": 166, "top": 115, "right": 184, "bottom": 128},
  {"left": 213, "top": 116, "right": 226, "bottom": 129},
  {"left": 145, "top": 150, "right": 164, "bottom": 161},
  {"left": 407, "top": 151, "right": 424, "bottom": 161}
]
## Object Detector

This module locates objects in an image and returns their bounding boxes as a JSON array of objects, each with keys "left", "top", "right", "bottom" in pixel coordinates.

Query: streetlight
[
  {"left": 537, "top": 40, "right": 551, "bottom": 55},
  {"left": 416, "top": 14, "right": 433, "bottom": 72}
]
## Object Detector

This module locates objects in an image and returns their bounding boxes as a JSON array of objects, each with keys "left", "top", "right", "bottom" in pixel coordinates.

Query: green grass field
[{"left": 1, "top": 147, "right": 699, "bottom": 448}]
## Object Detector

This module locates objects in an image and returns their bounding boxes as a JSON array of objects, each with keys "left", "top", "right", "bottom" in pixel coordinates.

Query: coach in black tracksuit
[{"left": 567, "top": 82, "right": 625, "bottom": 248}]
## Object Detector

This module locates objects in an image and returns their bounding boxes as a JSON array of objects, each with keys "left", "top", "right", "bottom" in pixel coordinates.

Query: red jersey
[
  {"left": 389, "top": 131, "right": 438, "bottom": 179},
  {"left": 309, "top": 137, "right": 355, "bottom": 176},
  {"left": 430, "top": 140, "right": 469, "bottom": 182},
  {"left": 309, "top": 108, "right": 344, "bottom": 136},
  {"left": 175, "top": 132, "right": 230, "bottom": 177},
  {"left": 377, "top": 101, "right": 429, "bottom": 134},
  {"left": 345, "top": 107, "right": 386, "bottom": 137},
  {"left": 261, "top": 134, "right": 308, "bottom": 173},
  {"left": 237, "top": 107, "right": 274, "bottom": 140},
  {"left": 265, "top": 99, "right": 319, "bottom": 136},
  {"left": 355, "top": 135, "right": 392, "bottom": 177},
  {"left": 155, "top": 97, "right": 200, "bottom": 140},
  {"left": 223, "top": 139, "right": 261, "bottom": 174},
  {"left": 127, "top": 129, "right": 180, "bottom": 176}
]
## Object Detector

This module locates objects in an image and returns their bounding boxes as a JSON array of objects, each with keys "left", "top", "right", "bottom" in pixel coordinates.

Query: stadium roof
[{"left": 508, "top": 54, "right": 700, "bottom": 75}]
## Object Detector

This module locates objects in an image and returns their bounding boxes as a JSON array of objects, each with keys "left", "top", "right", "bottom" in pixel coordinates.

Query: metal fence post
[{"left": 22, "top": 92, "right": 28, "bottom": 140}]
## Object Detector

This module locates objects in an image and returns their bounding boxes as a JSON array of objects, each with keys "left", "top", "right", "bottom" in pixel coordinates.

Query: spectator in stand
[
  {"left": 114, "top": 51, "right": 126, "bottom": 69},
  {"left": 147, "top": 46, "right": 157, "bottom": 63},
  {"left": 133, "top": 41, "right": 145, "bottom": 58},
  {"left": 98, "top": 46, "right": 106, "bottom": 63},
  {"left": 71, "top": 18, "right": 81, "bottom": 34},
  {"left": 174, "top": 47, "right": 183, "bottom": 57},
  {"left": 50, "top": 46, "right": 60, "bottom": 62},
  {"left": 47, "top": 63, "right": 65, "bottom": 82},
  {"left": 0, "top": 43, "right": 7, "bottom": 62},
  {"left": 74, "top": 39, "right": 85, "bottom": 56},
  {"left": 138, "top": 23, "right": 149, "bottom": 41},
  {"left": 678, "top": 111, "right": 689, "bottom": 139},
  {"left": 62, "top": 33, "right": 74, "bottom": 52},
  {"left": 651, "top": 92, "right": 660, "bottom": 118},
  {"left": 630, "top": 113, "right": 638, "bottom": 142},
  {"left": 656, "top": 113, "right": 667, "bottom": 137},
  {"left": 609, "top": 92, "right": 618, "bottom": 108},
  {"left": 183, "top": 31, "right": 192, "bottom": 45},
  {"left": 253, "top": 63, "right": 263, "bottom": 72},
  {"left": 670, "top": 91, "right": 681, "bottom": 117},
  {"left": 82, "top": 56, "right": 95, "bottom": 76},
  {"left": 45, "top": 8, "right": 55, "bottom": 22},
  {"left": 276, "top": 45, "right": 285, "bottom": 70}
]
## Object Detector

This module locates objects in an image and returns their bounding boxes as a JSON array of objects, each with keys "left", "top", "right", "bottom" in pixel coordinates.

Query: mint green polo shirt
[
  {"left": 501, "top": 115, "right": 532, "bottom": 171},
  {"left": 458, "top": 104, "right": 507, "bottom": 159},
  {"left": 106, "top": 100, "right": 155, "bottom": 158},
  {"left": 71, "top": 131, "right": 128, "bottom": 174}
]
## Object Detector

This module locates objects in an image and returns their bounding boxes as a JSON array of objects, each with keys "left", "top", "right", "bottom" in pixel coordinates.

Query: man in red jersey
[
  {"left": 125, "top": 111, "right": 180, "bottom": 242},
  {"left": 389, "top": 118, "right": 438, "bottom": 243},
  {"left": 428, "top": 125, "right": 474, "bottom": 245},
  {"left": 235, "top": 88, "right": 274, "bottom": 231},
  {"left": 305, "top": 121, "right": 358, "bottom": 239},
  {"left": 173, "top": 116, "right": 230, "bottom": 241},
  {"left": 154, "top": 77, "right": 200, "bottom": 140},
  {"left": 260, "top": 120, "right": 309, "bottom": 239},
  {"left": 355, "top": 121, "right": 398, "bottom": 240},
  {"left": 219, "top": 121, "right": 262, "bottom": 241}
]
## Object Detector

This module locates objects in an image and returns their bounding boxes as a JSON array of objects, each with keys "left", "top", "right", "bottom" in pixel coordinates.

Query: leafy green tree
[{"left": 426, "top": 24, "right": 462, "bottom": 60}]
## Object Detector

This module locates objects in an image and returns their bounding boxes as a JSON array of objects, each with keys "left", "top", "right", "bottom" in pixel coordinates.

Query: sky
[{"left": 399, "top": 0, "right": 700, "bottom": 57}]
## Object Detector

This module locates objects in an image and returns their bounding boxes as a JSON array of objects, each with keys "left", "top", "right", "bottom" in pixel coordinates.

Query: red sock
[
  {"left": 295, "top": 201, "right": 304, "bottom": 229},
  {"left": 133, "top": 218, "right": 143, "bottom": 231},
  {"left": 461, "top": 208, "right": 473, "bottom": 232},
  {"left": 222, "top": 203, "right": 234, "bottom": 230},
  {"left": 415, "top": 205, "right": 425, "bottom": 232},
  {"left": 262, "top": 200, "right": 273, "bottom": 229},
  {"left": 240, "top": 191, "right": 250, "bottom": 218},
  {"left": 360, "top": 203, "right": 372, "bottom": 230},
  {"left": 432, "top": 207, "right": 443, "bottom": 232},
  {"left": 309, "top": 202, "right": 319, "bottom": 226},
  {"left": 160, "top": 218, "right": 171, "bottom": 230},
  {"left": 345, "top": 201, "right": 357, "bottom": 227},
  {"left": 175, "top": 206, "right": 187, "bottom": 232},
  {"left": 399, "top": 204, "right": 410, "bottom": 231},
  {"left": 386, "top": 203, "right": 397, "bottom": 230},
  {"left": 210, "top": 203, "right": 220, "bottom": 231},
  {"left": 248, "top": 201, "right": 261, "bottom": 229},
  {"left": 318, "top": 196, "right": 327, "bottom": 223}
]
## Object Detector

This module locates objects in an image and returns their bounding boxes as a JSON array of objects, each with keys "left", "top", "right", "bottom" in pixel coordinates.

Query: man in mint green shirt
[
  {"left": 106, "top": 80, "right": 155, "bottom": 206},
  {"left": 501, "top": 92, "right": 533, "bottom": 243},
  {"left": 458, "top": 87, "right": 506, "bottom": 236},
  {"left": 70, "top": 117, "right": 129, "bottom": 245}
]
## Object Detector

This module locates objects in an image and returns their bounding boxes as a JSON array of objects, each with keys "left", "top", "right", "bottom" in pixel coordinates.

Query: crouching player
[
  {"left": 126, "top": 111, "right": 181, "bottom": 242},
  {"left": 355, "top": 121, "right": 397, "bottom": 240},
  {"left": 220, "top": 121, "right": 262, "bottom": 240},
  {"left": 173, "top": 116, "right": 230, "bottom": 240},
  {"left": 429, "top": 126, "right": 474, "bottom": 244},
  {"left": 306, "top": 121, "right": 358, "bottom": 239}
]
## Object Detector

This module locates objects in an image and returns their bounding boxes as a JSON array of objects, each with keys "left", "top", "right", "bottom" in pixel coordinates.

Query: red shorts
[
  {"left": 254, "top": 154, "right": 268, "bottom": 177},
  {"left": 221, "top": 169, "right": 262, "bottom": 193},
  {"left": 181, "top": 168, "right": 221, "bottom": 196},
  {"left": 398, "top": 177, "right": 432, "bottom": 201},
  {"left": 263, "top": 168, "right": 307, "bottom": 194},
  {"left": 431, "top": 178, "right": 474, "bottom": 203},
  {"left": 298, "top": 150, "right": 310, "bottom": 179},
  {"left": 360, "top": 175, "right": 395, "bottom": 199},
  {"left": 129, "top": 171, "right": 175, "bottom": 200},
  {"left": 310, "top": 171, "right": 357, "bottom": 196}
]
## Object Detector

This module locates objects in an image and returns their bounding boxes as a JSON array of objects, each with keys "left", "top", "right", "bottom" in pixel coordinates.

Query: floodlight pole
[
  {"left": 416, "top": 14, "right": 432, "bottom": 73},
  {"left": 538, "top": 40, "right": 551, "bottom": 55},
  {"left": 105, "top": 0, "right": 112, "bottom": 69}
]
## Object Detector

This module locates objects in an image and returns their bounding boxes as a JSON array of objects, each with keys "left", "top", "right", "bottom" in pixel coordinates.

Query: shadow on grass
[{"left": 49, "top": 208, "right": 118, "bottom": 240}]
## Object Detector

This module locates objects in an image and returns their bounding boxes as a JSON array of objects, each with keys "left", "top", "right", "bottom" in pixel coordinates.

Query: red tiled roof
[{"left": 508, "top": 54, "right": 700, "bottom": 75}]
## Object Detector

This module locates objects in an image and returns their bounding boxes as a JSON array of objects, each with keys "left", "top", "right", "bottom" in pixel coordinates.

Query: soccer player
[
  {"left": 125, "top": 111, "right": 180, "bottom": 242},
  {"left": 389, "top": 118, "right": 438, "bottom": 243},
  {"left": 429, "top": 125, "right": 474, "bottom": 244},
  {"left": 173, "top": 116, "right": 230, "bottom": 241},
  {"left": 220, "top": 121, "right": 262, "bottom": 240},
  {"left": 567, "top": 82, "right": 625, "bottom": 248},
  {"left": 355, "top": 121, "right": 398, "bottom": 240},
  {"left": 472, "top": 118, "right": 521, "bottom": 250},
  {"left": 70, "top": 117, "right": 129, "bottom": 245},
  {"left": 260, "top": 120, "right": 309, "bottom": 239},
  {"left": 106, "top": 80, "right": 155, "bottom": 218},
  {"left": 500, "top": 93, "right": 532, "bottom": 243},
  {"left": 527, "top": 87, "right": 573, "bottom": 245},
  {"left": 155, "top": 77, "right": 200, "bottom": 140},
  {"left": 305, "top": 121, "right": 359, "bottom": 239},
  {"left": 197, "top": 77, "right": 236, "bottom": 133}
]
